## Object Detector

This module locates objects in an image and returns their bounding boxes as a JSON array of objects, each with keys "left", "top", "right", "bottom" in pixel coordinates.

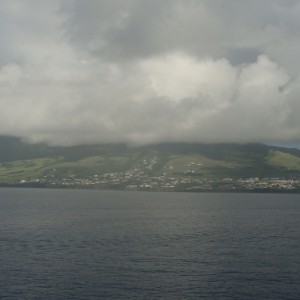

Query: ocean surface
[{"left": 0, "top": 188, "right": 299, "bottom": 299}]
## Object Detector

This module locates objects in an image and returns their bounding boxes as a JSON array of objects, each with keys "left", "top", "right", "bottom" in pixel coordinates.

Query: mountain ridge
[{"left": 1, "top": 135, "right": 300, "bottom": 161}]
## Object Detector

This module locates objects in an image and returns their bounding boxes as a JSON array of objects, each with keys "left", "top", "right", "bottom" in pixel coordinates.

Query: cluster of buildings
[{"left": 19, "top": 168, "right": 300, "bottom": 192}]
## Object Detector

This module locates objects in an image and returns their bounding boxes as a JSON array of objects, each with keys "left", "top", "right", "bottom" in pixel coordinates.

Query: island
[{"left": 1, "top": 136, "right": 300, "bottom": 193}]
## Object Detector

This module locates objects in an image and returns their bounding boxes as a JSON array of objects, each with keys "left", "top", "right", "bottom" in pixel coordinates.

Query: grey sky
[{"left": 0, "top": 0, "right": 300, "bottom": 145}]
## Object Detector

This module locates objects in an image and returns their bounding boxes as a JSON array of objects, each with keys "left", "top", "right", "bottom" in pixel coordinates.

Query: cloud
[{"left": 0, "top": 0, "right": 300, "bottom": 146}]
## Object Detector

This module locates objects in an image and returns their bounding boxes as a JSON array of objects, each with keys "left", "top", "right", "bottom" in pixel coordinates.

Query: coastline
[{"left": 1, "top": 183, "right": 300, "bottom": 194}]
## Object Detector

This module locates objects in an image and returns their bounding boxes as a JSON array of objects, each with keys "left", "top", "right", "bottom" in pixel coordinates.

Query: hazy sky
[{"left": 1, "top": 0, "right": 300, "bottom": 146}]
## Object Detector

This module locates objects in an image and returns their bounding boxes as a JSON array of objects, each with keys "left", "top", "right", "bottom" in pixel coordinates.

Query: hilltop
[{"left": 1, "top": 136, "right": 300, "bottom": 192}]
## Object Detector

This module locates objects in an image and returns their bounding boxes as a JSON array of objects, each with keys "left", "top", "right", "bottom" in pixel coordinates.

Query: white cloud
[
  {"left": 140, "top": 53, "right": 237, "bottom": 105},
  {"left": 0, "top": 0, "right": 300, "bottom": 146}
]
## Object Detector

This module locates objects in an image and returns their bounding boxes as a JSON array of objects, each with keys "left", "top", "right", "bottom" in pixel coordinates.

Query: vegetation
[{"left": 267, "top": 150, "right": 300, "bottom": 170}]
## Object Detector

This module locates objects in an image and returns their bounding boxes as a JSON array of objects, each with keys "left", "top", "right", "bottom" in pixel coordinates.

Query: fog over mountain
[{"left": 1, "top": 0, "right": 300, "bottom": 146}]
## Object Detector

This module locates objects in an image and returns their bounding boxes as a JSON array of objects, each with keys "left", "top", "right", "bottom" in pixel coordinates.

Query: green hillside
[
  {"left": 1, "top": 136, "right": 300, "bottom": 191},
  {"left": 267, "top": 150, "right": 300, "bottom": 170}
]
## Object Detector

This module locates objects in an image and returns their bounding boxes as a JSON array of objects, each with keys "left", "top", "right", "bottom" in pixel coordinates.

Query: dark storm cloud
[
  {"left": 0, "top": 0, "right": 300, "bottom": 145},
  {"left": 61, "top": 0, "right": 300, "bottom": 64}
]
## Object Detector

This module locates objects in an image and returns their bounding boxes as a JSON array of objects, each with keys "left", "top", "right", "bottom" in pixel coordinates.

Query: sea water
[{"left": 0, "top": 188, "right": 299, "bottom": 299}]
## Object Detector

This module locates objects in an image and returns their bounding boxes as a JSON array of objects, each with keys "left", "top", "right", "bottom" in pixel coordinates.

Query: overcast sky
[{"left": 1, "top": 0, "right": 300, "bottom": 146}]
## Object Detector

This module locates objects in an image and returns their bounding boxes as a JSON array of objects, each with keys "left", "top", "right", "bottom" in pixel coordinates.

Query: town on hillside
[{"left": 16, "top": 157, "right": 300, "bottom": 192}]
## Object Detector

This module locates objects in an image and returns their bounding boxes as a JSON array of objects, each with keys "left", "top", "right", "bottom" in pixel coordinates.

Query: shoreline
[{"left": 1, "top": 183, "right": 300, "bottom": 194}]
